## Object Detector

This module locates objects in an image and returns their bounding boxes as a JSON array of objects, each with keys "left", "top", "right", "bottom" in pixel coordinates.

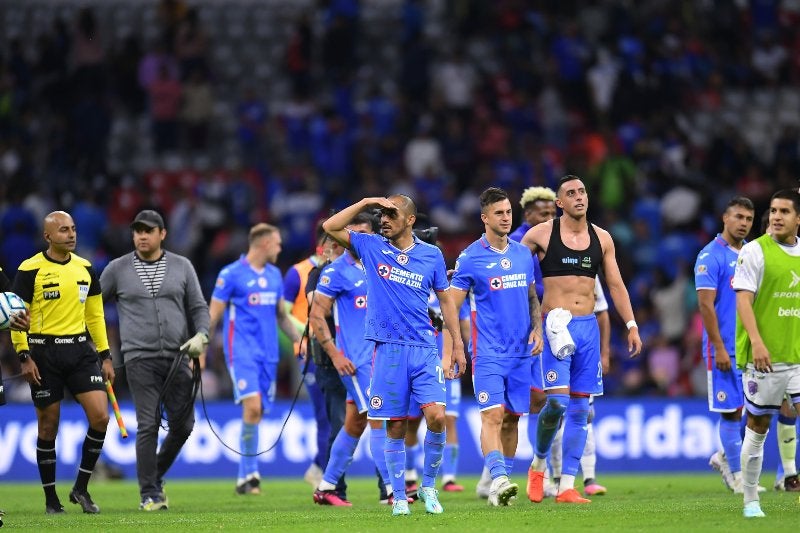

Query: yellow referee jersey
[{"left": 11, "top": 251, "right": 110, "bottom": 354}]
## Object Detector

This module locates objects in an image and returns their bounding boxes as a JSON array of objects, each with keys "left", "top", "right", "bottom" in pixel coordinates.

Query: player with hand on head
[
  {"left": 449, "top": 187, "right": 542, "bottom": 506},
  {"left": 521, "top": 175, "right": 641, "bottom": 504},
  {"left": 13, "top": 211, "right": 114, "bottom": 514},
  {"left": 208, "top": 223, "right": 304, "bottom": 496},
  {"left": 734, "top": 188, "right": 800, "bottom": 518},
  {"left": 309, "top": 212, "right": 394, "bottom": 506},
  {"left": 323, "top": 195, "right": 466, "bottom": 516},
  {"left": 694, "top": 197, "right": 757, "bottom": 494},
  {"left": 101, "top": 209, "right": 210, "bottom": 511}
]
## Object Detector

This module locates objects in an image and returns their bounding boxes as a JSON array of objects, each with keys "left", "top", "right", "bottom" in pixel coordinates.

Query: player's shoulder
[
  {"left": 69, "top": 252, "right": 92, "bottom": 267},
  {"left": 17, "top": 252, "right": 46, "bottom": 271}
]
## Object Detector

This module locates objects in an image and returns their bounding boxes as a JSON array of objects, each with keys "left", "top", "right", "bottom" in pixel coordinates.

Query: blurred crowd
[{"left": 2, "top": 0, "right": 800, "bottom": 401}]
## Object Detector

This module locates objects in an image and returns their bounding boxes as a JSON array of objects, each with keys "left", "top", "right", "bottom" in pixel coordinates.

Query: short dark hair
[
  {"left": 388, "top": 194, "right": 417, "bottom": 217},
  {"left": 479, "top": 187, "right": 509, "bottom": 210},
  {"left": 557, "top": 174, "right": 582, "bottom": 193},
  {"left": 771, "top": 188, "right": 800, "bottom": 214},
  {"left": 725, "top": 196, "right": 755, "bottom": 213},
  {"left": 351, "top": 210, "right": 380, "bottom": 233}
]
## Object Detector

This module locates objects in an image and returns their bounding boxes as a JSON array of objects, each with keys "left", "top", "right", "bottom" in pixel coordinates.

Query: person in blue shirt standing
[
  {"left": 323, "top": 195, "right": 466, "bottom": 516},
  {"left": 208, "top": 223, "right": 304, "bottom": 495},
  {"left": 449, "top": 187, "right": 543, "bottom": 506},
  {"left": 696, "top": 197, "right": 757, "bottom": 493},
  {"left": 310, "top": 212, "right": 394, "bottom": 506}
]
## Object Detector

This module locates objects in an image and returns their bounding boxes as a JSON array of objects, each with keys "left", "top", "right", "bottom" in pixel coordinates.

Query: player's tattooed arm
[{"left": 528, "top": 282, "right": 543, "bottom": 355}]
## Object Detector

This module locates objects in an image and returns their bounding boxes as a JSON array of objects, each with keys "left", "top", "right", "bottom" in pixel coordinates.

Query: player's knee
[
  {"left": 346, "top": 414, "right": 368, "bottom": 436},
  {"left": 90, "top": 412, "right": 110, "bottom": 431},
  {"left": 426, "top": 412, "right": 446, "bottom": 433},
  {"left": 530, "top": 391, "right": 546, "bottom": 414},
  {"left": 501, "top": 412, "right": 520, "bottom": 433}
]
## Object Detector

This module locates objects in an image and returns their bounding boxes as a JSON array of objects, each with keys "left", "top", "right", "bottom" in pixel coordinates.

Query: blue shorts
[
  {"left": 229, "top": 356, "right": 278, "bottom": 413},
  {"left": 408, "top": 377, "right": 461, "bottom": 418},
  {"left": 368, "top": 342, "right": 444, "bottom": 420},
  {"left": 343, "top": 362, "right": 372, "bottom": 414},
  {"left": 705, "top": 347, "right": 744, "bottom": 412},
  {"left": 541, "top": 313, "right": 602, "bottom": 396},
  {"left": 531, "top": 353, "right": 543, "bottom": 392},
  {"left": 472, "top": 356, "right": 531, "bottom": 415}
]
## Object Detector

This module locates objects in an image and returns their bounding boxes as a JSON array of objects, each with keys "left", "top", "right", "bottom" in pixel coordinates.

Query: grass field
[{"left": 0, "top": 474, "right": 798, "bottom": 531}]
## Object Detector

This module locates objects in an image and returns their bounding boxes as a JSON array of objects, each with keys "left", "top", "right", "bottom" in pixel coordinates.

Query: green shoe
[{"left": 418, "top": 486, "right": 443, "bottom": 514}]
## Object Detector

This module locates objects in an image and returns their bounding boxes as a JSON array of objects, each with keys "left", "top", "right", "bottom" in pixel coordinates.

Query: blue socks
[
  {"left": 370, "top": 425, "right": 391, "bottom": 488},
  {"left": 535, "top": 394, "right": 568, "bottom": 458},
  {"left": 385, "top": 437, "right": 407, "bottom": 500},
  {"left": 239, "top": 422, "right": 258, "bottom": 481},
  {"left": 442, "top": 443, "right": 459, "bottom": 479},
  {"left": 504, "top": 456, "right": 514, "bottom": 476},
  {"left": 422, "top": 430, "right": 446, "bottom": 487},
  {"left": 485, "top": 449, "right": 506, "bottom": 479},
  {"left": 322, "top": 430, "right": 359, "bottom": 486},
  {"left": 561, "top": 396, "right": 590, "bottom": 477},
  {"left": 720, "top": 418, "right": 743, "bottom": 473}
]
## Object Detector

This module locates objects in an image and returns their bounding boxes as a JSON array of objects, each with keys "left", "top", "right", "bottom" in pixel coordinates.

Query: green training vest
[{"left": 736, "top": 234, "right": 800, "bottom": 368}]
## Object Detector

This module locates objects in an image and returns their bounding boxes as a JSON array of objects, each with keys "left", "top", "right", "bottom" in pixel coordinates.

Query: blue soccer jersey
[
  {"left": 694, "top": 235, "right": 741, "bottom": 357},
  {"left": 450, "top": 235, "right": 535, "bottom": 359},
  {"left": 349, "top": 231, "right": 449, "bottom": 347},
  {"left": 211, "top": 256, "right": 283, "bottom": 364},
  {"left": 315, "top": 253, "right": 373, "bottom": 367}
]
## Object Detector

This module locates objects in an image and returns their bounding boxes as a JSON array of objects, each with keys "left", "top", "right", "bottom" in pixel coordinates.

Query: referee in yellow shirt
[{"left": 11, "top": 211, "right": 114, "bottom": 515}]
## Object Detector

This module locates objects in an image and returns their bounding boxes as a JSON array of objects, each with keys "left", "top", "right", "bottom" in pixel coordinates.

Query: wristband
[
  {"left": 18, "top": 350, "right": 30, "bottom": 363},
  {"left": 98, "top": 349, "right": 112, "bottom": 361},
  {"left": 626, "top": 320, "right": 638, "bottom": 330}
]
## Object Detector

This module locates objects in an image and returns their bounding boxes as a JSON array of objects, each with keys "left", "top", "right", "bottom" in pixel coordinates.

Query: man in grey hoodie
[{"left": 100, "top": 209, "right": 209, "bottom": 511}]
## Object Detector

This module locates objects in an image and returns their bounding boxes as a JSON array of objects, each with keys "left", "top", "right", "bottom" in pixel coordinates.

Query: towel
[{"left": 545, "top": 308, "right": 575, "bottom": 360}]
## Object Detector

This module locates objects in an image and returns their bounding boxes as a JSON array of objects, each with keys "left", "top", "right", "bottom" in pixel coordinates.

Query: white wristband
[{"left": 626, "top": 320, "right": 638, "bottom": 330}]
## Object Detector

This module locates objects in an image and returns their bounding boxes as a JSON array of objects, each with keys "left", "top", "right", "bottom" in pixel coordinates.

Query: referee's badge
[{"left": 78, "top": 283, "right": 89, "bottom": 303}]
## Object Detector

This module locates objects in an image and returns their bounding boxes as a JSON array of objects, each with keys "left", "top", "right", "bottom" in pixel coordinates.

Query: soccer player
[
  {"left": 101, "top": 209, "right": 210, "bottom": 511},
  {"left": 521, "top": 175, "right": 641, "bottom": 504},
  {"left": 323, "top": 195, "right": 466, "bottom": 516},
  {"left": 310, "top": 212, "right": 391, "bottom": 506},
  {"left": 450, "top": 187, "right": 543, "bottom": 506},
  {"left": 694, "top": 197, "right": 755, "bottom": 493},
  {"left": 734, "top": 188, "right": 800, "bottom": 518},
  {"left": 208, "top": 223, "right": 304, "bottom": 495},
  {"left": 12, "top": 211, "right": 113, "bottom": 514},
  {"left": 283, "top": 226, "right": 332, "bottom": 488}
]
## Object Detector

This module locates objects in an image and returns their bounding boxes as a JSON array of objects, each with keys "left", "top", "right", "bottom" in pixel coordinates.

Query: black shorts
[{"left": 28, "top": 334, "right": 105, "bottom": 408}]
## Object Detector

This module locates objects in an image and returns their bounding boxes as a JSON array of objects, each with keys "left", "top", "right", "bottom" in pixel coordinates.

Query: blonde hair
[
  {"left": 520, "top": 186, "right": 556, "bottom": 208},
  {"left": 249, "top": 223, "right": 278, "bottom": 244}
]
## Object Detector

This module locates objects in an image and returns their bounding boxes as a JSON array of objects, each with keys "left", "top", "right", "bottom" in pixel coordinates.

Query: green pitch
[{"left": 0, "top": 474, "right": 798, "bottom": 531}]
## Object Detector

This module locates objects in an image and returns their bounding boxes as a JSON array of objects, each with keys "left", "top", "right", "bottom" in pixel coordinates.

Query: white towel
[{"left": 545, "top": 308, "right": 575, "bottom": 360}]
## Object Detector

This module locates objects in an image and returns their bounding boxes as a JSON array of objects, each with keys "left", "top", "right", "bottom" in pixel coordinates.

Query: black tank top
[{"left": 540, "top": 218, "right": 603, "bottom": 278}]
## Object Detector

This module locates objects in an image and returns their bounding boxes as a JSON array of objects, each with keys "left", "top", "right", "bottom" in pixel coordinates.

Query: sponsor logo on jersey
[
  {"left": 790, "top": 270, "right": 800, "bottom": 288},
  {"left": 78, "top": 283, "right": 89, "bottom": 303},
  {"left": 581, "top": 256, "right": 592, "bottom": 269},
  {"left": 215, "top": 277, "right": 225, "bottom": 288},
  {"left": 355, "top": 295, "right": 367, "bottom": 308},
  {"left": 248, "top": 291, "right": 278, "bottom": 306},
  {"left": 696, "top": 265, "right": 707, "bottom": 274},
  {"left": 378, "top": 264, "right": 391, "bottom": 278},
  {"left": 43, "top": 290, "right": 60, "bottom": 300},
  {"left": 562, "top": 257, "right": 578, "bottom": 265},
  {"left": 320, "top": 276, "right": 331, "bottom": 286}
]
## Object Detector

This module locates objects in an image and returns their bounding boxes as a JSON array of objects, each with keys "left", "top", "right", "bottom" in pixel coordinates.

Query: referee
[{"left": 11, "top": 211, "right": 114, "bottom": 514}]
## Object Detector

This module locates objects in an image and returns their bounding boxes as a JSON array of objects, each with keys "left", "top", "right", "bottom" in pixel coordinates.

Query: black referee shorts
[{"left": 28, "top": 334, "right": 105, "bottom": 408}]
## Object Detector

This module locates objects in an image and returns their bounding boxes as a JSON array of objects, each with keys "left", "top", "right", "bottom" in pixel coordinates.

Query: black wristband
[
  {"left": 18, "top": 350, "right": 30, "bottom": 363},
  {"left": 98, "top": 349, "right": 112, "bottom": 361}
]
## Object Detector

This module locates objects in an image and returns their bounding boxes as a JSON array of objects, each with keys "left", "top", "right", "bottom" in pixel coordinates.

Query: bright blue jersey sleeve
[
  {"left": 694, "top": 235, "right": 740, "bottom": 356},
  {"left": 451, "top": 236, "right": 534, "bottom": 358},
  {"left": 282, "top": 266, "right": 301, "bottom": 302},
  {"left": 316, "top": 254, "right": 373, "bottom": 367},
  {"left": 212, "top": 256, "right": 283, "bottom": 363},
  {"left": 349, "top": 230, "right": 447, "bottom": 347}
]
